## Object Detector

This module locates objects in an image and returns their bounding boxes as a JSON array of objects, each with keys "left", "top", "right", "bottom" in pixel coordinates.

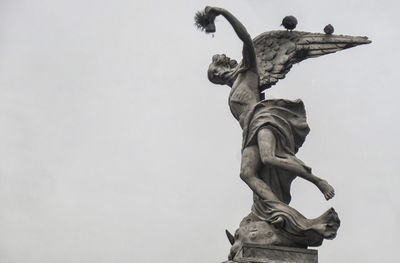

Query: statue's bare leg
[
  {"left": 257, "top": 127, "right": 335, "bottom": 200},
  {"left": 240, "top": 145, "right": 280, "bottom": 202}
]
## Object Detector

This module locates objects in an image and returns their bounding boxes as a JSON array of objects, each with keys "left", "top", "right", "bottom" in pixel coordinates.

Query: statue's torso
[{"left": 228, "top": 70, "right": 260, "bottom": 128}]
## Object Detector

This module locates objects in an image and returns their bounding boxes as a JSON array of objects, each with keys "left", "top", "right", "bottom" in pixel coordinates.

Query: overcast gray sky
[{"left": 0, "top": 0, "right": 399, "bottom": 262}]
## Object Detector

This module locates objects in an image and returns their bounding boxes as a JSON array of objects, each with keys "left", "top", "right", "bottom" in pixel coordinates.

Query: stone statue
[{"left": 195, "top": 6, "right": 370, "bottom": 262}]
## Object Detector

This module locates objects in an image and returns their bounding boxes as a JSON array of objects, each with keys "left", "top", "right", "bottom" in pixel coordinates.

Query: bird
[
  {"left": 324, "top": 24, "right": 334, "bottom": 34},
  {"left": 281, "top": 16, "right": 298, "bottom": 31}
]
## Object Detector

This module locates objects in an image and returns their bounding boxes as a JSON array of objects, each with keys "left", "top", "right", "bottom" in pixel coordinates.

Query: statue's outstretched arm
[{"left": 206, "top": 7, "right": 257, "bottom": 70}]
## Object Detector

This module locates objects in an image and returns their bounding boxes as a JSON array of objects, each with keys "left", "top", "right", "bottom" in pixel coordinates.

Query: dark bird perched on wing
[
  {"left": 324, "top": 24, "right": 334, "bottom": 34},
  {"left": 281, "top": 16, "right": 298, "bottom": 31}
]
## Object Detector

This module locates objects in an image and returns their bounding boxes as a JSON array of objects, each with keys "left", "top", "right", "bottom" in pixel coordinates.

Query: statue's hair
[{"left": 207, "top": 54, "right": 243, "bottom": 86}]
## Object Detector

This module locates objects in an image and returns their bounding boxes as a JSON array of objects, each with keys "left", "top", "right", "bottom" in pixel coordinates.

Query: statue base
[{"left": 230, "top": 243, "right": 317, "bottom": 263}]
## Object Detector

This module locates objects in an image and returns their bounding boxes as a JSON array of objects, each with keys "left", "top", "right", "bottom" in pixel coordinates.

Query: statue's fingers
[{"left": 205, "top": 6, "right": 213, "bottom": 14}]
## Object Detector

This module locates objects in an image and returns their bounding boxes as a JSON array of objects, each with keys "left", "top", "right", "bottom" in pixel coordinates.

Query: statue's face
[{"left": 208, "top": 54, "right": 238, "bottom": 86}]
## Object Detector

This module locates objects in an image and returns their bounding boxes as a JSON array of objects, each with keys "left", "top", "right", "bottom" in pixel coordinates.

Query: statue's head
[{"left": 208, "top": 54, "right": 239, "bottom": 87}]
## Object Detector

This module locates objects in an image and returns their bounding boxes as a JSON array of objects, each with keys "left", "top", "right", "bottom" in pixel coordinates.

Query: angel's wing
[{"left": 253, "top": 30, "right": 371, "bottom": 92}]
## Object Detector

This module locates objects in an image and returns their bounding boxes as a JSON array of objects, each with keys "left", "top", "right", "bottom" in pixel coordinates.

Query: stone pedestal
[{"left": 233, "top": 243, "right": 317, "bottom": 263}]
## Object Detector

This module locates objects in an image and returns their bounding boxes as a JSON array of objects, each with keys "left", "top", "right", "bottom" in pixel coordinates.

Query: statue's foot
[{"left": 317, "top": 180, "right": 335, "bottom": 200}]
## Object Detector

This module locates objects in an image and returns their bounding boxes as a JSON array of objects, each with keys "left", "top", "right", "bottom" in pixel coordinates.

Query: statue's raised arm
[
  {"left": 195, "top": 6, "right": 259, "bottom": 76},
  {"left": 203, "top": 6, "right": 257, "bottom": 70}
]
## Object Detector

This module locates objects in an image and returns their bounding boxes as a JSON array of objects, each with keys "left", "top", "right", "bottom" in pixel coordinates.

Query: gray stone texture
[
  {"left": 234, "top": 244, "right": 317, "bottom": 263},
  {"left": 196, "top": 6, "right": 370, "bottom": 262}
]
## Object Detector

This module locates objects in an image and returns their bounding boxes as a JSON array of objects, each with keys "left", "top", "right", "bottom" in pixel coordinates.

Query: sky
[{"left": 0, "top": 0, "right": 399, "bottom": 262}]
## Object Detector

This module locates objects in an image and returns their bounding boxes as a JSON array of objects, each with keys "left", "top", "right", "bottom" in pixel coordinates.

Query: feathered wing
[{"left": 253, "top": 30, "right": 371, "bottom": 92}]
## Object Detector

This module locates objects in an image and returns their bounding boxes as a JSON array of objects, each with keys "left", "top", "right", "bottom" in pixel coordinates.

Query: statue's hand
[
  {"left": 204, "top": 6, "right": 220, "bottom": 16},
  {"left": 194, "top": 6, "right": 218, "bottom": 33}
]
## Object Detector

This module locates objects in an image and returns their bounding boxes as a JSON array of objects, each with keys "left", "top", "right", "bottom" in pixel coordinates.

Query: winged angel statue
[{"left": 195, "top": 6, "right": 370, "bottom": 260}]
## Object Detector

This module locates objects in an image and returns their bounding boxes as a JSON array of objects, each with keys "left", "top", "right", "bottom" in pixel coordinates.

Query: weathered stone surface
[
  {"left": 196, "top": 5, "right": 370, "bottom": 262},
  {"left": 234, "top": 244, "right": 317, "bottom": 263}
]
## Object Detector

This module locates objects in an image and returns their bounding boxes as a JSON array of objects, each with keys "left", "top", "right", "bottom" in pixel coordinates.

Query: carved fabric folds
[
  {"left": 252, "top": 199, "right": 340, "bottom": 247},
  {"left": 242, "top": 99, "right": 310, "bottom": 153},
  {"left": 240, "top": 99, "right": 340, "bottom": 246},
  {"left": 241, "top": 99, "right": 310, "bottom": 204}
]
